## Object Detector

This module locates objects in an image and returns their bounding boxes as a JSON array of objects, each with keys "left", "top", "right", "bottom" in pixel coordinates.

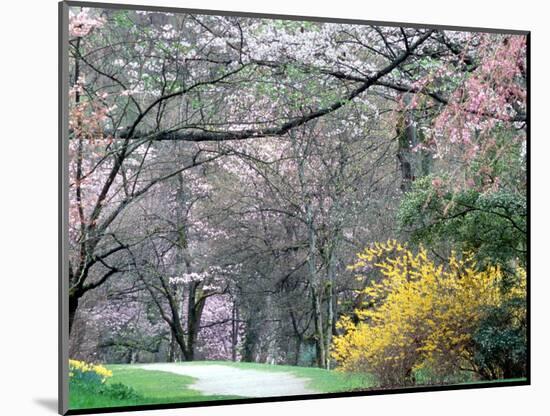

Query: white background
[{"left": 0, "top": 0, "right": 547, "bottom": 415}]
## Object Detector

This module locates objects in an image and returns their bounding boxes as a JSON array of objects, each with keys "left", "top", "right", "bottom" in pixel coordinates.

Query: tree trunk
[
  {"left": 168, "top": 332, "right": 178, "bottom": 362},
  {"left": 68, "top": 291, "right": 79, "bottom": 334},
  {"left": 173, "top": 331, "right": 189, "bottom": 361},
  {"left": 324, "top": 268, "right": 335, "bottom": 370},
  {"left": 186, "top": 281, "right": 206, "bottom": 361},
  {"left": 289, "top": 310, "right": 304, "bottom": 366},
  {"left": 231, "top": 301, "right": 239, "bottom": 362},
  {"left": 294, "top": 338, "right": 302, "bottom": 366},
  {"left": 396, "top": 96, "right": 417, "bottom": 193},
  {"left": 305, "top": 203, "right": 326, "bottom": 368},
  {"left": 312, "top": 287, "right": 326, "bottom": 368},
  {"left": 242, "top": 318, "right": 258, "bottom": 362}
]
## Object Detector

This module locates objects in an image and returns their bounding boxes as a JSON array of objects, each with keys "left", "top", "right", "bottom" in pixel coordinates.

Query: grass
[
  {"left": 458, "top": 377, "right": 528, "bottom": 385},
  {"left": 70, "top": 360, "right": 524, "bottom": 410},
  {"left": 69, "top": 365, "right": 240, "bottom": 410},
  {"left": 69, "top": 360, "right": 374, "bottom": 410},
  {"left": 413, "top": 366, "right": 527, "bottom": 388}
]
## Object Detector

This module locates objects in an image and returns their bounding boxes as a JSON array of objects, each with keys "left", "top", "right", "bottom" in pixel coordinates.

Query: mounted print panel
[{"left": 59, "top": 1, "right": 529, "bottom": 414}]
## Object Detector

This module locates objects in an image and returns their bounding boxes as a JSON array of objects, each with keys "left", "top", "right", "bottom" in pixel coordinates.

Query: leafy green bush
[
  {"left": 104, "top": 382, "right": 142, "bottom": 400},
  {"left": 69, "top": 359, "right": 141, "bottom": 401},
  {"left": 398, "top": 175, "right": 526, "bottom": 270},
  {"left": 472, "top": 296, "right": 527, "bottom": 380}
]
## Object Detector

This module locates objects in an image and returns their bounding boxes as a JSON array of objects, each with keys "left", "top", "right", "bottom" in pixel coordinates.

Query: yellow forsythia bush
[{"left": 331, "top": 240, "right": 524, "bottom": 387}]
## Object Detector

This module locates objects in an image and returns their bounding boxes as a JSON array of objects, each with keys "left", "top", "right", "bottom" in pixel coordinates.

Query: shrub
[
  {"left": 103, "top": 382, "right": 142, "bottom": 400},
  {"left": 331, "top": 240, "right": 526, "bottom": 387},
  {"left": 398, "top": 175, "right": 527, "bottom": 270},
  {"left": 471, "top": 271, "right": 527, "bottom": 380},
  {"left": 69, "top": 359, "right": 113, "bottom": 387},
  {"left": 69, "top": 359, "right": 141, "bottom": 401}
]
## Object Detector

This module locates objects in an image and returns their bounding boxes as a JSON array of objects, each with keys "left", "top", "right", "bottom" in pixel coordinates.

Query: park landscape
[{"left": 65, "top": 4, "right": 528, "bottom": 410}]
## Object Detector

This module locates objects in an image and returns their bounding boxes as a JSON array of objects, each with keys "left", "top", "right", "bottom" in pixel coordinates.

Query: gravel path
[{"left": 138, "top": 363, "right": 318, "bottom": 398}]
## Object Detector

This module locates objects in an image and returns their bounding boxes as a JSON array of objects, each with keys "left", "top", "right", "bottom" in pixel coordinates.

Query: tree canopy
[{"left": 66, "top": 6, "right": 527, "bottom": 388}]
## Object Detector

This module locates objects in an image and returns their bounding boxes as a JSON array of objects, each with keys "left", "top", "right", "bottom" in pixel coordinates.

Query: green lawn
[
  {"left": 69, "top": 360, "right": 525, "bottom": 410},
  {"left": 69, "top": 366, "right": 240, "bottom": 410},
  {"left": 413, "top": 365, "right": 527, "bottom": 388},
  {"left": 459, "top": 377, "right": 528, "bottom": 385},
  {"left": 69, "top": 361, "right": 374, "bottom": 410}
]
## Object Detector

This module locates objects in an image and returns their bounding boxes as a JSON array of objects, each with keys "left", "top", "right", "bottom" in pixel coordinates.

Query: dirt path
[{"left": 138, "top": 363, "right": 318, "bottom": 398}]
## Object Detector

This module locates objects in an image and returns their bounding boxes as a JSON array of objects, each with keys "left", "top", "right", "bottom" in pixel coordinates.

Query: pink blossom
[{"left": 69, "top": 9, "right": 105, "bottom": 37}]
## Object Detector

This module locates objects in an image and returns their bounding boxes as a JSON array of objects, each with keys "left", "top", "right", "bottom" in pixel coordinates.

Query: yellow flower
[
  {"left": 69, "top": 359, "right": 112, "bottom": 382},
  {"left": 331, "top": 242, "right": 526, "bottom": 385}
]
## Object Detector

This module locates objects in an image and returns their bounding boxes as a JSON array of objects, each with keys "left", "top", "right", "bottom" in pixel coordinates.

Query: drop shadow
[{"left": 34, "top": 398, "right": 58, "bottom": 413}]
